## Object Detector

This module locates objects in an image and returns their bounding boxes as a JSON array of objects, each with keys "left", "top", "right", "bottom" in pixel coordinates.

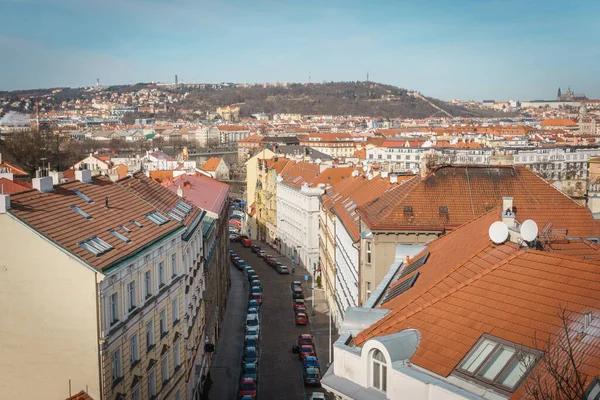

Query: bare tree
[{"left": 522, "top": 307, "right": 591, "bottom": 400}]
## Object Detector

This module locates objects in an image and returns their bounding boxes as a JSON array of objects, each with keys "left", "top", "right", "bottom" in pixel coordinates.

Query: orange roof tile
[
  {"left": 66, "top": 390, "right": 94, "bottom": 400},
  {"left": 540, "top": 118, "right": 578, "bottom": 127},
  {"left": 216, "top": 125, "right": 249, "bottom": 131},
  {"left": 201, "top": 157, "right": 222, "bottom": 172},
  {"left": 0, "top": 177, "right": 31, "bottom": 194},
  {"left": 150, "top": 170, "right": 175, "bottom": 182}
]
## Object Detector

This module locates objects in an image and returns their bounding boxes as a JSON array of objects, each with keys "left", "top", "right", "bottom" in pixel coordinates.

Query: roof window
[
  {"left": 70, "top": 205, "right": 91, "bottom": 219},
  {"left": 119, "top": 225, "right": 132, "bottom": 233},
  {"left": 145, "top": 211, "right": 169, "bottom": 226},
  {"left": 403, "top": 206, "right": 413, "bottom": 214},
  {"left": 456, "top": 335, "right": 538, "bottom": 393},
  {"left": 175, "top": 200, "right": 192, "bottom": 215},
  {"left": 73, "top": 189, "right": 93, "bottom": 203},
  {"left": 79, "top": 236, "right": 113, "bottom": 256},
  {"left": 109, "top": 229, "right": 131, "bottom": 243},
  {"left": 131, "top": 220, "right": 143, "bottom": 228},
  {"left": 383, "top": 271, "right": 419, "bottom": 303},
  {"left": 167, "top": 211, "right": 183, "bottom": 223},
  {"left": 439, "top": 206, "right": 448, "bottom": 215},
  {"left": 400, "top": 252, "right": 429, "bottom": 278}
]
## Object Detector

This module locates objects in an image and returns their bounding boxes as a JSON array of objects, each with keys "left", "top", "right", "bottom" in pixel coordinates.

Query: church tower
[{"left": 557, "top": 87, "right": 562, "bottom": 100}]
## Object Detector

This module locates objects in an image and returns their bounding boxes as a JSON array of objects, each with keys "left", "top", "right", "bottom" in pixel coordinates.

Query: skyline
[{"left": 1, "top": 0, "right": 599, "bottom": 101}]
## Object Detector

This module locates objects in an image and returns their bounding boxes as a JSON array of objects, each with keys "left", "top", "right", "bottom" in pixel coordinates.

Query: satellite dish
[
  {"left": 520, "top": 219, "right": 538, "bottom": 242},
  {"left": 489, "top": 221, "right": 509, "bottom": 244}
]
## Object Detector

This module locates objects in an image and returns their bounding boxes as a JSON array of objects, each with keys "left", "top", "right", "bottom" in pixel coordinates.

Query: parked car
[
  {"left": 245, "top": 334, "right": 259, "bottom": 348},
  {"left": 229, "top": 226, "right": 240, "bottom": 234},
  {"left": 303, "top": 367, "right": 321, "bottom": 386},
  {"left": 251, "top": 245, "right": 261, "bottom": 253},
  {"left": 257, "top": 250, "right": 266, "bottom": 258},
  {"left": 278, "top": 265, "right": 289, "bottom": 274},
  {"left": 292, "top": 288, "right": 304, "bottom": 300},
  {"left": 238, "top": 260, "right": 247, "bottom": 270},
  {"left": 247, "top": 307, "right": 259, "bottom": 316},
  {"left": 229, "top": 249, "right": 235, "bottom": 255},
  {"left": 309, "top": 393, "right": 326, "bottom": 400},
  {"left": 246, "top": 326, "right": 259, "bottom": 337},
  {"left": 295, "top": 312, "right": 308, "bottom": 325},
  {"left": 251, "top": 279, "right": 262, "bottom": 290},
  {"left": 238, "top": 377, "right": 257, "bottom": 399},
  {"left": 248, "top": 300, "right": 260, "bottom": 311},
  {"left": 292, "top": 344, "right": 315, "bottom": 359},
  {"left": 243, "top": 346, "right": 258, "bottom": 364},
  {"left": 230, "top": 233, "right": 240, "bottom": 242},
  {"left": 250, "top": 292, "right": 263, "bottom": 305},
  {"left": 298, "top": 334, "right": 314, "bottom": 346},
  {"left": 242, "top": 363, "right": 258, "bottom": 381},
  {"left": 303, "top": 355, "right": 320, "bottom": 371},
  {"left": 251, "top": 286, "right": 262, "bottom": 296},
  {"left": 295, "top": 306, "right": 307, "bottom": 315},
  {"left": 242, "top": 238, "right": 252, "bottom": 248},
  {"left": 293, "top": 299, "right": 306, "bottom": 311},
  {"left": 248, "top": 271, "right": 259, "bottom": 282},
  {"left": 264, "top": 256, "right": 276, "bottom": 266},
  {"left": 290, "top": 281, "right": 303, "bottom": 291}
]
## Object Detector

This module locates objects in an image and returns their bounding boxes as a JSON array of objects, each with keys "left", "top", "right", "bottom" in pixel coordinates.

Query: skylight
[
  {"left": 109, "top": 229, "right": 131, "bottom": 243},
  {"left": 70, "top": 205, "right": 91, "bottom": 219},
  {"left": 400, "top": 252, "right": 430, "bottom": 278},
  {"left": 384, "top": 272, "right": 419, "bottom": 303},
  {"left": 73, "top": 190, "right": 93, "bottom": 203},
  {"left": 131, "top": 220, "right": 143, "bottom": 228},
  {"left": 176, "top": 200, "right": 192, "bottom": 213},
  {"left": 119, "top": 225, "right": 132, "bottom": 233},
  {"left": 146, "top": 211, "right": 169, "bottom": 226},
  {"left": 79, "top": 236, "right": 113, "bottom": 256},
  {"left": 170, "top": 207, "right": 186, "bottom": 218},
  {"left": 167, "top": 211, "right": 183, "bottom": 223}
]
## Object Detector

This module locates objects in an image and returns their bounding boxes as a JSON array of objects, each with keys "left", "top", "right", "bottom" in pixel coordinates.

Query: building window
[
  {"left": 174, "top": 339, "right": 181, "bottom": 369},
  {"left": 160, "top": 308, "right": 168, "bottom": 337},
  {"left": 161, "top": 353, "right": 169, "bottom": 383},
  {"left": 130, "top": 333, "right": 139, "bottom": 366},
  {"left": 148, "top": 368, "right": 157, "bottom": 398},
  {"left": 144, "top": 270, "right": 152, "bottom": 299},
  {"left": 109, "top": 292, "right": 119, "bottom": 325},
  {"left": 112, "top": 348, "right": 122, "bottom": 384},
  {"left": 372, "top": 349, "right": 387, "bottom": 392},
  {"left": 132, "top": 384, "right": 141, "bottom": 400},
  {"left": 172, "top": 297, "right": 179, "bottom": 324},
  {"left": 158, "top": 262, "right": 165, "bottom": 287},
  {"left": 366, "top": 241, "right": 372, "bottom": 264},
  {"left": 171, "top": 253, "right": 177, "bottom": 277},
  {"left": 128, "top": 281, "right": 136, "bottom": 311},
  {"left": 146, "top": 320, "right": 155, "bottom": 351},
  {"left": 457, "top": 335, "right": 537, "bottom": 392}
]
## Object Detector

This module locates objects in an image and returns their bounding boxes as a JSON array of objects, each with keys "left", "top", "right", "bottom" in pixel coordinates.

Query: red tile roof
[
  {"left": 359, "top": 165, "right": 580, "bottom": 231},
  {"left": 0, "top": 177, "right": 31, "bottom": 194},
  {"left": 66, "top": 390, "right": 94, "bottom": 400},
  {"left": 540, "top": 118, "right": 578, "bottom": 127},
  {"left": 0, "top": 160, "right": 29, "bottom": 176},
  {"left": 217, "top": 125, "right": 249, "bottom": 131},
  {"left": 164, "top": 174, "right": 230, "bottom": 215},
  {"left": 201, "top": 157, "right": 223, "bottom": 172},
  {"left": 355, "top": 210, "right": 600, "bottom": 396},
  {"left": 9, "top": 172, "right": 200, "bottom": 271}
]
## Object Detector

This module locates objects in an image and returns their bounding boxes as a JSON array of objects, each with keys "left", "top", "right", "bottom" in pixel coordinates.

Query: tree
[{"left": 522, "top": 307, "right": 591, "bottom": 400}]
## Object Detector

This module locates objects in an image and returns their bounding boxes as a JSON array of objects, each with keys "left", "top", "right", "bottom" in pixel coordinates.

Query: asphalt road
[{"left": 232, "top": 242, "right": 329, "bottom": 400}]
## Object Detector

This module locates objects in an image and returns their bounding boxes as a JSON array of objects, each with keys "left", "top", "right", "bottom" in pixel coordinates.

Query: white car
[
  {"left": 246, "top": 314, "right": 260, "bottom": 335},
  {"left": 309, "top": 393, "right": 326, "bottom": 400}
]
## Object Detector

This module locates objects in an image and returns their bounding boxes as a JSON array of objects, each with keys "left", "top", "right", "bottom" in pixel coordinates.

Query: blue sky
[{"left": 1, "top": 0, "right": 598, "bottom": 100}]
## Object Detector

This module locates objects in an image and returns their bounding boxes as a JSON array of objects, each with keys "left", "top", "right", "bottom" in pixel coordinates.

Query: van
[{"left": 242, "top": 238, "right": 252, "bottom": 248}]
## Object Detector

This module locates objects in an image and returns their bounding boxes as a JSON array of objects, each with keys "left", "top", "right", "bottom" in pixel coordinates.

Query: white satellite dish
[
  {"left": 520, "top": 219, "right": 539, "bottom": 242},
  {"left": 489, "top": 221, "right": 509, "bottom": 244}
]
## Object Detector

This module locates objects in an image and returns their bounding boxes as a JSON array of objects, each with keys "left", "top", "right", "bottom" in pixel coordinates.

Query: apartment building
[
  {"left": 300, "top": 133, "right": 359, "bottom": 159},
  {"left": 0, "top": 170, "right": 213, "bottom": 400}
]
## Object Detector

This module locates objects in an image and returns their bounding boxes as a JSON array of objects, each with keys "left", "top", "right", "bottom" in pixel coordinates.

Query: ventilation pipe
[{"left": 502, "top": 196, "right": 515, "bottom": 228}]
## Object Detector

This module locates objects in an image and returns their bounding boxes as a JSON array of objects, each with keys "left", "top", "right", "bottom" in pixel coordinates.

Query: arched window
[{"left": 372, "top": 349, "right": 387, "bottom": 392}]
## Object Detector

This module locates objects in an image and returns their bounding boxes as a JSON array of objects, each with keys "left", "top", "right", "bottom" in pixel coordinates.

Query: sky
[{"left": 0, "top": 0, "right": 599, "bottom": 101}]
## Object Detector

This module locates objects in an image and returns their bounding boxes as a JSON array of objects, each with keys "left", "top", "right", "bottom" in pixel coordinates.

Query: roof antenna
[{"left": 105, "top": 196, "right": 109, "bottom": 209}]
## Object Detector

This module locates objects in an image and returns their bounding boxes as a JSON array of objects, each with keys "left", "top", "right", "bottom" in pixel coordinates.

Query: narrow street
[{"left": 232, "top": 241, "right": 334, "bottom": 400}]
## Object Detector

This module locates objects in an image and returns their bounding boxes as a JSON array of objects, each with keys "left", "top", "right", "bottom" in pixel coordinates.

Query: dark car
[
  {"left": 303, "top": 355, "right": 320, "bottom": 371},
  {"left": 243, "top": 346, "right": 258, "bottom": 364},
  {"left": 251, "top": 279, "right": 262, "bottom": 290},
  {"left": 238, "top": 377, "right": 257, "bottom": 399},
  {"left": 245, "top": 335, "right": 259, "bottom": 348},
  {"left": 298, "top": 334, "right": 314, "bottom": 346},
  {"left": 292, "top": 288, "right": 304, "bottom": 300},
  {"left": 303, "top": 367, "right": 321, "bottom": 386},
  {"left": 250, "top": 292, "right": 263, "bottom": 305},
  {"left": 242, "top": 363, "right": 258, "bottom": 381},
  {"left": 251, "top": 245, "right": 261, "bottom": 253},
  {"left": 251, "top": 286, "right": 262, "bottom": 296},
  {"left": 248, "top": 300, "right": 260, "bottom": 311},
  {"left": 248, "top": 271, "right": 259, "bottom": 282},
  {"left": 290, "top": 281, "right": 302, "bottom": 291}
]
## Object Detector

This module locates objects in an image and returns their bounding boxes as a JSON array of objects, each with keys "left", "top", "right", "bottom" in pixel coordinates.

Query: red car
[
  {"left": 295, "top": 312, "right": 308, "bottom": 325},
  {"left": 238, "top": 377, "right": 257, "bottom": 399},
  {"left": 293, "top": 299, "right": 306, "bottom": 311},
  {"left": 298, "top": 334, "right": 314, "bottom": 347},
  {"left": 295, "top": 306, "right": 307, "bottom": 315},
  {"left": 298, "top": 344, "right": 315, "bottom": 360},
  {"left": 250, "top": 292, "right": 263, "bottom": 305}
]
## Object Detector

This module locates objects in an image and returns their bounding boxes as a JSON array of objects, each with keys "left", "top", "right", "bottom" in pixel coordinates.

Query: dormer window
[{"left": 456, "top": 335, "right": 538, "bottom": 393}]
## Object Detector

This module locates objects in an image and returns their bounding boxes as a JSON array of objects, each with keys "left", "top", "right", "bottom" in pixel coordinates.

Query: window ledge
[
  {"left": 112, "top": 376, "right": 124, "bottom": 388},
  {"left": 161, "top": 331, "right": 168, "bottom": 339},
  {"left": 173, "top": 319, "right": 180, "bottom": 326},
  {"left": 147, "top": 344, "right": 155, "bottom": 353},
  {"left": 130, "top": 359, "right": 140, "bottom": 369}
]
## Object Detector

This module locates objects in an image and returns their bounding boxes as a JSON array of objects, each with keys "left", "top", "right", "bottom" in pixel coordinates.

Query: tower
[
  {"left": 175, "top": 74, "right": 178, "bottom": 86},
  {"left": 367, "top": 72, "right": 369, "bottom": 83},
  {"left": 308, "top": 72, "right": 311, "bottom": 84},
  {"left": 557, "top": 87, "right": 561, "bottom": 100},
  {"left": 96, "top": 78, "right": 100, "bottom": 87}
]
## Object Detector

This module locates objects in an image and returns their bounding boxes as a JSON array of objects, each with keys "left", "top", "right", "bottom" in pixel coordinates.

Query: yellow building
[
  {"left": 245, "top": 148, "right": 275, "bottom": 239},
  {"left": 0, "top": 170, "right": 208, "bottom": 400},
  {"left": 255, "top": 157, "right": 293, "bottom": 244}
]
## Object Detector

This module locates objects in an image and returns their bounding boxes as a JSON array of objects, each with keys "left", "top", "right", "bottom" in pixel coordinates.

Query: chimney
[
  {"left": 32, "top": 175, "right": 54, "bottom": 193},
  {"left": 0, "top": 185, "right": 9, "bottom": 214},
  {"left": 420, "top": 156, "right": 429, "bottom": 179},
  {"left": 105, "top": 197, "right": 109, "bottom": 209},
  {"left": 177, "top": 184, "right": 183, "bottom": 197},
  {"left": 0, "top": 152, "right": 2, "bottom": 164},
  {"left": 502, "top": 196, "right": 515, "bottom": 227},
  {"left": 381, "top": 171, "right": 389, "bottom": 179},
  {"left": 75, "top": 169, "right": 92, "bottom": 183},
  {"left": 351, "top": 169, "right": 360, "bottom": 177},
  {"left": 367, "top": 173, "right": 373, "bottom": 180},
  {"left": 49, "top": 171, "right": 63, "bottom": 185},
  {"left": 390, "top": 175, "right": 398, "bottom": 184}
]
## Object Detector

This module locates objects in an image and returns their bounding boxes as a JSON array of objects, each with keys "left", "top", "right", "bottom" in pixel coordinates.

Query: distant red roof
[
  {"left": 164, "top": 174, "right": 230, "bottom": 215},
  {"left": 201, "top": 157, "right": 223, "bottom": 172},
  {"left": 0, "top": 177, "right": 32, "bottom": 194}
]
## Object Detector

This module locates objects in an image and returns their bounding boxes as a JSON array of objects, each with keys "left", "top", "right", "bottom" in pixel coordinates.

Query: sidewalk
[
  {"left": 258, "top": 240, "right": 339, "bottom": 372},
  {"left": 209, "top": 264, "right": 248, "bottom": 399}
]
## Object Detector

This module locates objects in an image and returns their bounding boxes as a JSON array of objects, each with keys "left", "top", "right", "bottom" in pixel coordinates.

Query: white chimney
[
  {"left": 0, "top": 192, "right": 10, "bottom": 214},
  {"left": 381, "top": 171, "right": 389, "bottom": 179},
  {"left": 390, "top": 175, "right": 398, "bottom": 184},
  {"left": 177, "top": 185, "right": 183, "bottom": 197},
  {"left": 367, "top": 173, "right": 373, "bottom": 180},
  {"left": 75, "top": 169, "right": 92, "bottom": 183},
  {"left": 351, "top": 169, "right": 360, "bottom": 177},
  {"left": 49, "top": 171, "right": 63, "bottom": 185},
  {"left": 33, "top": 176, "right": 54, "bottom": 193},
  {"left": 502, "top": 196, "right": 515, "bottom": 227}
]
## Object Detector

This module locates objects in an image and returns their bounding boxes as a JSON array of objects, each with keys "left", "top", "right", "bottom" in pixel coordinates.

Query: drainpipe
[{"left": 95, "top": 272, "right": 105, "bottom": 400}]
